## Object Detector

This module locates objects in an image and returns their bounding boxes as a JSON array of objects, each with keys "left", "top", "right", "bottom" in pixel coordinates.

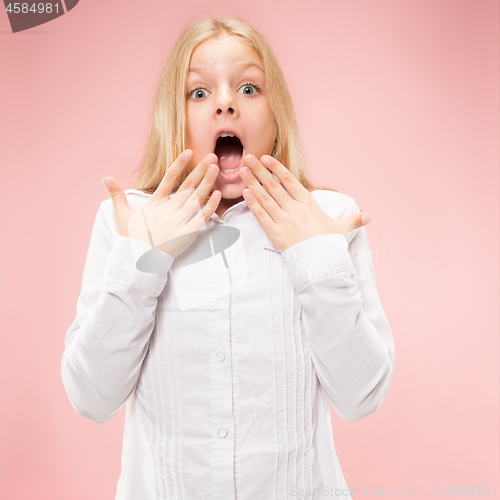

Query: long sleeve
[
  {"left": 281, "top": 196, "right": 395, "bottom": 422},
  {"left": 61, "top": 200, "right": 174, "bottom": 424}
]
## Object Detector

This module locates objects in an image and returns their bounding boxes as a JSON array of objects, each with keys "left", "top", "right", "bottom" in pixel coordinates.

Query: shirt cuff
[
  {"left": 281, "top": 234, "right": 354, "bottom": 290},
  {"left": 103, "top": 235, "right": 174, "bottom": 296}
]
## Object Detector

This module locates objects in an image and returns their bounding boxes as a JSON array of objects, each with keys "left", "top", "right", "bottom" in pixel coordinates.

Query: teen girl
[{"left": 62, "top": 16, "right": 395, "bottom": 500}]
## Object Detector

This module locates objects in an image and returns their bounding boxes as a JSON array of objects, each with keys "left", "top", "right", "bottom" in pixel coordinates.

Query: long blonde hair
[{"left": 131, "top": 15, "right": 338, "bottom": 196}]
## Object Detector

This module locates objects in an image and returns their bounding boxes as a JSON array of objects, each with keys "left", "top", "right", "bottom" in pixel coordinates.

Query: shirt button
[
  {"left": 218, "top": 427, "right": 228, "bottom": 438},
  {"left": 215, "top": 223, "right": 223, "bottom": 231},
  {"left": 214, "top": 287, "right": 224, "bottom": 299},
  {"left": 215, "top": 350, "right": 225, "bottom": 362}
]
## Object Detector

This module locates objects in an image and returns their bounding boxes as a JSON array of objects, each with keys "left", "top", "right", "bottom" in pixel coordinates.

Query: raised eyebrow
[{"left": 188, "top": 62, "right": 265, "bottom": 75}]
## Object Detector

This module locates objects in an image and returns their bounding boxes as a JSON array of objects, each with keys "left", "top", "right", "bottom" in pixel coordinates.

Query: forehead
[{"left": 188, "top": 36, "right": 264, "bottom": 75}]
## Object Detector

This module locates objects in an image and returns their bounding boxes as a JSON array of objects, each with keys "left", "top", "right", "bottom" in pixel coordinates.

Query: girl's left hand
[{"left": 239, "top": 154, "right": 371, "bottom": 253}]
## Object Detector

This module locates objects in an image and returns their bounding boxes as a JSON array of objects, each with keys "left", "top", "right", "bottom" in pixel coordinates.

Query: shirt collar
[
  {"left": 210, "top": 199, "right": 259, "bottom": 226},
  {"left": 124, "top": 189, "right": 275, "bottom": 250}
]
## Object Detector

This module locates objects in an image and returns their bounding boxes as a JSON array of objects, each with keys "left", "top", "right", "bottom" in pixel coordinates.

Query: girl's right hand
[{"left": 102, "top": 150, "right": 221, "bottom": 258}]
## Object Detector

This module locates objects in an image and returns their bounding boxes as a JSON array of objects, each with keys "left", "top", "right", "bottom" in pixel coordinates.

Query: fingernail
[
  {"left": 183, "top": 150, "right": 193, "bottom": 160},
  {"left": 206, "top": 153, "right": 217, "bottom": 163},
  {"left": 102, "top": 178, "right": 113, "bottom": 190},
  {"left": 261, "top": 156, "right": 271, "bottom": 166},
  {"left": 245, "top": 156, "right": 255, "bottom": 166},
  {"left": 240, "top": 167, "right": 250, "bottom": 177},
  {"left": 361, "top": 214, "right": 370, "bottom": 224},
  {"left": 209, "top": 165, "right": 218, "bottom": 175}
]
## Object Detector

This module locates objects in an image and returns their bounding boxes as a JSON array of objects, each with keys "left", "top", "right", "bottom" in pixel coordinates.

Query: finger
[
  {"left": 182, "top": 164, "right": 219, "bottom": 221},
  {"left": 187, "top": 190, "right": 222, "bottom": 231},
  {"left": 102, "top": 177, "right": 131, "bottom": 211},
  {"left": 242, "top": 188, "right": 275, "bottom": 230},
  {"left": 242, "top": 155, "right": 293, "bottom": 210},
  {"left": 150, "top": 149, "right": 194, "bottom": 203},
  {"left": 183, "top": 163, "right": 220, "bottom": 211},
  {"left": 257, "top": 155, "right": 310, "bottom": 203},
  {"left": 239, "top": 165, "right": 281, "bottom": 222},
  {"left": 178, "top": 153, "right": 218, "bottom": 193}
]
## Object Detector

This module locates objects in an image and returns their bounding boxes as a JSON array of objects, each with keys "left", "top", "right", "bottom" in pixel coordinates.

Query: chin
[{"left": 215, "top": 183, "right": 245, "bottom": 201}]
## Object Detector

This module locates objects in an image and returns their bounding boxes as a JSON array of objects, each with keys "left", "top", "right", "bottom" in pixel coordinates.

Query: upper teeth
[{"left": 219, "top": 132, "right": 235, "bottom": 138}]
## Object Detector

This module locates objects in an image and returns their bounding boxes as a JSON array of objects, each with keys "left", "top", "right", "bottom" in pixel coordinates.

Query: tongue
[{"left": 217, "top": 144, "right": 242, "bottom": 170}]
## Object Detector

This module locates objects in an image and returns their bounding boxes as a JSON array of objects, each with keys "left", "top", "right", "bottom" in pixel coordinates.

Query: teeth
[
  {"left": 222, "top": 168, "right": 238, "bottom": 173},
  {"left": 219, "top": 132, "right": 235, "bottom": 138}
]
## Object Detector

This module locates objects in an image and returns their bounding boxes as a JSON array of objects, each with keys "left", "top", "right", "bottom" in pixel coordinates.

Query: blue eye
[
  {"left": 188, "top": 87, "right": 209, "bottom": 100},
  {"left": 187, "top": 82, "right": 262, "bottom": 101},
  {"left": 239, "top": 83, "right": 261, "bottom": 95}
]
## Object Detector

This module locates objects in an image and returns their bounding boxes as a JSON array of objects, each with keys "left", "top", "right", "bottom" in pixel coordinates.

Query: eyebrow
[{"left": 188, "top": 61, "right": 264, "bottom": 74}]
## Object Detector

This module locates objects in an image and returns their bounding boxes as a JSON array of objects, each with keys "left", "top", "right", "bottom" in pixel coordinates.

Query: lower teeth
[{"left": 222, "top": 168, "right": 237, "bottom": 173}]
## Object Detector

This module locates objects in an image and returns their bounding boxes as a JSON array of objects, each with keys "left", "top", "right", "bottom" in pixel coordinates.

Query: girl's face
[{"left": 185, "top": 36, "right": 276, "bottom": 215}]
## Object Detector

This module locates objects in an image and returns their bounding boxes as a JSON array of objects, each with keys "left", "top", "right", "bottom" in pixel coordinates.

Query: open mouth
[{"left": 214, "top": 135, "right": 244, "bottom": 173}]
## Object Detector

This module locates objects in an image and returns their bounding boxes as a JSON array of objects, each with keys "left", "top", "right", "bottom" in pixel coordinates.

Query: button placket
[{"left": 206, "top": 256, "right": 236, "bottom": 499}]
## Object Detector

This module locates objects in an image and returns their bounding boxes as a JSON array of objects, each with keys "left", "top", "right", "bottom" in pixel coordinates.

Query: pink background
[{"left": 0, "top": 0, "right": 498, "bottom": 498}]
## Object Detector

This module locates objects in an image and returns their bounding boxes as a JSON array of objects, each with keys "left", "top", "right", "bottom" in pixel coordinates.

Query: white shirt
[{"left": 61, "top": 188, "right": 395, "bottom": 500}]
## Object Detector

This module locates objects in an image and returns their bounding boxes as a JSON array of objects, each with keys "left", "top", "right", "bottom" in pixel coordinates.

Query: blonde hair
[{"left": 131, "top": 15, "right": 339, "bottom": 197}]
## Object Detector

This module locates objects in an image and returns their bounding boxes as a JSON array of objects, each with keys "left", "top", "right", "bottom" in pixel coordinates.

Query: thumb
[
  {"left": 102, "top": 177, "right": 133, "bottom": 238},
  {"left": 102, "top": 177, "right": 128, "bottom": 207},
  {"left": 342, "top": 211, "right": 370, "bottom": 233},
  {"left": 354, "top": 211, "right": 370, "bottom": 228}
]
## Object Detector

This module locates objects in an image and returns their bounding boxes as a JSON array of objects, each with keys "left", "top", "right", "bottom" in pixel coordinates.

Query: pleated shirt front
[{"left": 61, "top": 189, "right": 395, "bottom": 500}]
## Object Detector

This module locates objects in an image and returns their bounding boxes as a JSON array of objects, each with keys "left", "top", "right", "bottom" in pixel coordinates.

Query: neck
[{"left": 215, "top": 196, "right": 244, "bottom": 217}]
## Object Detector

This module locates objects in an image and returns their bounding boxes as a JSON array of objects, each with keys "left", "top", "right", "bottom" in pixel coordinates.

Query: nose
[{"left": 214, "top": 85, "right": 238, "bottom": 117}]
